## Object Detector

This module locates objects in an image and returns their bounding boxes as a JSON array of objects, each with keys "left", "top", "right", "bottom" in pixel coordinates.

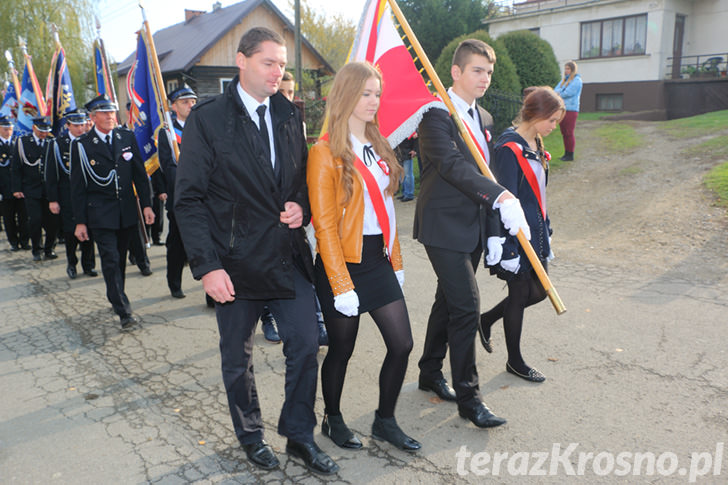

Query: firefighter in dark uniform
[
  {"left": 157, "top": 85, "right": 196, "bottom": 299},
  {"left": 46, "top": 109, "right": 97, "bottom": 279},
  {"left": 11, "top": 117, "right": 59, "bottom": 261},
  {"left": 1, "top": 115, "right": 29, "bottom": 250},
  {"left": 70, "top": 95, "right": 155, "bottom": 329}
]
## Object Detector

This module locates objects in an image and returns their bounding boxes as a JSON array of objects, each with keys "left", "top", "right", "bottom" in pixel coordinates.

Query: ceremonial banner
[
  {"left": 126, "top": 27, "right": 164, "bottom": 175},
  {"left": 16, "top": 64, "right": 46, "bottom": 136},
  {"left": 0, "top": 81, "right": 19, "bottom": 125},
  {"left": 46, "top": 46, "right": 77, "bottom": 135},
  {"left": 93, "top": 39, "right": 114, "bottom": 98},
  {"left": 348, "top": 0, "right": 445, "bottom": 147}
]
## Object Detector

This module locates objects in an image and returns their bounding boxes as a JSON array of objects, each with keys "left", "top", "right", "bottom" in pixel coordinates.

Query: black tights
[
  {"left": 321, "top": 298, "right": 413, "bottom": 419},
  {"left": 481, "top": 271, "right": 546, "bottom": 373}
]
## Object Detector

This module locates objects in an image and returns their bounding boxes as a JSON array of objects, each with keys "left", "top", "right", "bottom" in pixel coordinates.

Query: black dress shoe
[
  {"left": 83, "top": 269, "right": 98, "bottom": 277},
  {"left": 286, "top": 440, "right": 339, "bottom": 475},
  {"left": 170, "top": 289, "right": 186, "bottom": 299},
  {"left": 67, "top": 265, "right": 77, "bottom": 279},
  {"left": 371, "top": 410, "right": 421, "bottom": 452},
  {"left": 458, "top": 401, "right": 507, "bottom": 428},
  {"left": 44, "top": 251, "right": 58, "bottom": 260},
  {"left": 120, "top": 315, "right": 138, "bottom": 330},
  {"left": 506, "top": 362, "right": 546, "bottom": 382},
  {"left": 478, "top": 314, "right": 493, "bottom": 353},
  {"left": 21, "top": 244, "right": 31, "bottom": 250},
  {"left": 322, "top": 413, "right": 362, "bottom": 449},
  {"left": 139, "top": 265, "right": 152, "bottom": 276},
  {"left": 243, "top": 440, "right": 279, "bottom": 470},
  {"left": 418, "top": 376, "right": 457, "bottom": 401},
  {"left": 10, "top": 245, "right": 20, "bottom": 252},
  {"left": 32, "top": 253, "right": 42, "bottom": 262}
]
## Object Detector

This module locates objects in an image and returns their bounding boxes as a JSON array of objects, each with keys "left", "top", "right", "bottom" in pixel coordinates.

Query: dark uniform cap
[
  {"left": 0, "top": 115, "right": 13, "bottom": 127},
  {"left": 168, "top": 85, "right": 197, "bottom": 103},
  {"left": 32, "top": 116, "right": 52, "bottom": 132},
  {"left": 64, "top": 109, "right": 87, "bottom": 125},
  {"left": 85, "top": 94, "right": 118, "bottom": 112}
]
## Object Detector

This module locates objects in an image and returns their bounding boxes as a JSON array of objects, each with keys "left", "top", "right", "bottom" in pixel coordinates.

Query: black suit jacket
[
  {"left": 70, "top": 127, "right": 151, "bottom": 230},
  {"left": 11, "top": 135, "right": 52, "bottom": 199},
  {"left": 174, "top": 76, "right": 312, "bottom": 300},
  {"left": 0, "top": 139, "right": 14, "bottom": 199},
  {"left": 414, "top": 105, "right": 504, "bottom": 253},
  {"left": 157, "top": 118, "right": 182, "bottom": 214}
]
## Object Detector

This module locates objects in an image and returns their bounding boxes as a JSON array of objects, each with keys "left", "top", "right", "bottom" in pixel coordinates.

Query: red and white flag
[{"left": 349, "top": 0, "right": 445, "bottom": 148}]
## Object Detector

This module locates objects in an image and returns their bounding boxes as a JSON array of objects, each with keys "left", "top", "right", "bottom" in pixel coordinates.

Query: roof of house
[{"left": 117, "top": 0, "right": 334, "bottom": 75}]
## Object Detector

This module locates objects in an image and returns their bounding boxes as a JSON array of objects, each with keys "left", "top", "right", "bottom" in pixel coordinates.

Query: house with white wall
[{"left": 485, "top": 0, "right": 728, "bottom": 118}]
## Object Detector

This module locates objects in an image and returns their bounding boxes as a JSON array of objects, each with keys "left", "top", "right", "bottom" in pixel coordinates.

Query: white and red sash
[
  {"left": 353, "top": 152, "right": 396, "bottom": 263},
  {"left": 504, "top": 142, "right": 546, "bottom": 219}
]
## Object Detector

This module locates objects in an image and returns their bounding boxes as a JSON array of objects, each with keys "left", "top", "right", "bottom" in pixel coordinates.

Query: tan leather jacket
[{"left": 307, "top": 140, "right": 403, "bottom": 296}]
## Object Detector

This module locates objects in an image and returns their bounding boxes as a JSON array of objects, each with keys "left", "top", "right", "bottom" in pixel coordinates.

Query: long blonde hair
[
  {"left": 561, "top": 60, "right": 578, "bottom": 88},
  {"left": 326, "top": 62, "right": 402, "bottom": 204}
]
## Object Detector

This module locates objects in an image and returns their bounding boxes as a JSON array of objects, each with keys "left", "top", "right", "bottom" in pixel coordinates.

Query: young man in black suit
[
  {"left": 70, "top": 95, "right": 154, "bottom": 329},
  {"left": 174, "top": 27, "right": 338, "bottom": 475},
  {"left": 11, "top": 117, "right": 59, "bottom": 261},
  {"left": 46, "top": 110, "right": 97, "bottom": 279},
  {"left": 414, "top": 39, "right": 530, "bottom": 428}
]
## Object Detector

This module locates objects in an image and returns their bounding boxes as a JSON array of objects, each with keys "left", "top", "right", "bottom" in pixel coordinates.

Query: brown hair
[
  {"left": 561, "top": 60, "right": 578, "bottom": 88},
  {"left": 452, "top": 39, "right": 496, "bottom": 70},
  {"left": 282, "top": 71, "right": 294, "bottom": 82},
  {"left": 515, "top": 86, "right": 565, "bottom": 168},
  {"left": 237, "top": 27, "right": 284, "bottom": 56},
  {"left": 326, "top": 62, "right": 401, "bottom": 204}
]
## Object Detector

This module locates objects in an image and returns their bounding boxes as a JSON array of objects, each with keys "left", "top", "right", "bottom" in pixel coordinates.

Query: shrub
[{"left": 498, "top": 30, "right": 561, "bottom": 92}]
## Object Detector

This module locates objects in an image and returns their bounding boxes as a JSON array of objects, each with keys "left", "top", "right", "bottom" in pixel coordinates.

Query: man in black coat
[
  {"left": 11, "top": 117, "right": 59, "bottom": 261},
  {"left": 70, "top": 95, "right": 154, "bottom": 329},
  {"left": 157, "top": 85, "right": 196, "bottom": 299},
  {"left": 414, "top": 39, "right": 530, "bottom": 428},
  {"left": 46, "top": 110, "right": 97, "bottom": 279},
  {"left": 0, "top": 115, "right": 29, "bottom": 250},
  {"left": 174, "top": 27, "right": 338, "bottom": 475}
]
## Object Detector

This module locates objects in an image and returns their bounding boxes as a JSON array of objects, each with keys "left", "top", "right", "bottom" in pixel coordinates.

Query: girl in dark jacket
[{"left": 479, "top": 86, "right": 565, "bottom": 382}]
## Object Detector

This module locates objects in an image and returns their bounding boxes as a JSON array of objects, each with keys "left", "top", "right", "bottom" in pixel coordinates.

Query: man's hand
[
  {"left": 202, "top": 269, "right": 236, "bottom": 303},
  {"left": 280, "top": 201, "right": 303, "bottom": 229},
  {"left": 13, "top": 192, "right": 24, "bottom": 199},
  {"left": 143, "top": 206, "right": 155, "bottom": 225},
  {"left": 49, "top": 202, "right": 61, "bottom": 215},
  {"left": 75, "top": 224, "right": 89, "bottom": 242},
  {"left": 158, "top": 193, "right": 168, "bottom": 202}
]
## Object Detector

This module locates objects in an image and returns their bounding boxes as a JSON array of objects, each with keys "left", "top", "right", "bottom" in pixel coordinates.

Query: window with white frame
[
  {"left": 167, "top": 80, "right": 179, "bottom": 93},
  {"left": 581, "top": 14, "right": 647, "bottom": 59},
  {"left": 220, "top": 78, "right": 233, "bottom": 93}
]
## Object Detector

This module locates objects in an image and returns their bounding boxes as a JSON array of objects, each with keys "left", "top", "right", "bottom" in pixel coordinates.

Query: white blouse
[{"left": 349, "top": 134, "right": 395, "bottom": 236}]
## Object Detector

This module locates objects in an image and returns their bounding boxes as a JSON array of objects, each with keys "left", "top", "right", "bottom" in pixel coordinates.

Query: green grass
[
  {"left": 691, "top": 135, "right": 728, "bottom": 160},
  {"left": 661, "top": 110, "right": 728, "bottom": 138},
  {"left": 594, "top": 123, "right": 640, "bottom": 153},
  {"left": 705, "top": 162, "right": 728, "bottom": 208},
  {"left": 578, "top": 112, "right": 619, "bottom": 121}
]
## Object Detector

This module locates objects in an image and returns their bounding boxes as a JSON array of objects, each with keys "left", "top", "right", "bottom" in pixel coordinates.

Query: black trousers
[
  {"left": 128, "top": 220, "right": 150, "bottom": 268},
  {"left": 25, "top": 197, "right": 58, "bottom": 255},
  {"left": 151, "top": 196, "right": 164, "bottom": 243},
  {"left": 418, "top": 245, "right": 483, "bottom": 406},
  {"left": 94, "top": 226, "right": 133, "bottom": 318},
  {"left": 1, "top": 197, "right": 29, "bottom": 247},
  {"left": 214, "top": 267, "right": 319, "bottom": 445},
  {"left": 166, "top": 213, "right": 187, "bottom": 292},
  {"left": 64, "top": 230, "right": 95, "bottom": 271}
]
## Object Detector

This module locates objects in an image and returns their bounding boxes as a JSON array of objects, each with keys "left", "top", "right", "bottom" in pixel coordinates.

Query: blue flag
[
  {"left": 0, "top": 81, "right": 19, "bottom": 124},
  {"left": 49, "top": 47, "right": 77, "bottom": 135},
  {"left": 127, "top": 29, "right": 164, "bottom": 174},
  {"left": 94, "top": 40, "right": 111, "bottom": 96},
  {"left": 16, "top": 65, "right": 43, "bottom": 137}
]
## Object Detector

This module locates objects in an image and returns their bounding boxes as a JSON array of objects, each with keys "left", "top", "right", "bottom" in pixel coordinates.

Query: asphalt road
[{"left": 1, "top": 199, "right": 727, "bottom": 484}]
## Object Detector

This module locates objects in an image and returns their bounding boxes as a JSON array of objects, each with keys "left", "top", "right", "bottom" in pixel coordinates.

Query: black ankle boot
[
  {"left": 371, "top": 410, "right": 421, "bottom": 452},
  {"left": 322, "top": 413, "right": 362, "bottom": 449},
  {"left": 560, "top": 152, "right": 574, "bottom": 161}
]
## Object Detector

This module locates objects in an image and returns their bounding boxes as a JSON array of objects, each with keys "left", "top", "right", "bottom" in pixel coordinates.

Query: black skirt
[{"left": 315, "top": 235, "right": 403, "bottom": 317}]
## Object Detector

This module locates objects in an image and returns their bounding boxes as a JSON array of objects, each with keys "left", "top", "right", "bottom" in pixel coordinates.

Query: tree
[
  {"left": 295, "top": 0, "right": 355, "bottom": 72},
  {"left": 0, "top": 0, "right": 95, "bottom": 106},
  {"left": 435, "top": 30, "right": 520, "bottom": 95},
  {"left": 498, "top": 30, "right": 560, "bottom": 92},
  {"left": 399, "top": 0, "right": 499, "bottom": 61}
]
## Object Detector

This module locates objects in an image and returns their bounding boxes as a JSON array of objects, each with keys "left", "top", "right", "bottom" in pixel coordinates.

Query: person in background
[
  {"left": 553, "top": 61, "right": 582, "bottom": 161},
  {"left": 0, "top": 115, "right": 29, "bottom": 251},
  {"left": 479, "top": 86, "right": 564, "bottom": 382},
  {"left": 395, "top": 134, "right": 416, "bottom": 202},
  {"left": 308, "top": 61, "right": 420, "bottom": 452}
]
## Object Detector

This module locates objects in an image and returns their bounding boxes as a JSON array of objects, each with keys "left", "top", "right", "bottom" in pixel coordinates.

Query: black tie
[
  {"left": 256, "top": 105, "right": 271, "bottom": 162},
  {"left": 105, "top": 134, "right": 112, "bottom": 153},
  {"left": 467, "top": 107, "right": 474, "bottom": 120}
]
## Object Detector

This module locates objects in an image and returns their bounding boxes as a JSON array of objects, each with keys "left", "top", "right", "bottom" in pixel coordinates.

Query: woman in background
[{"left": 554, "top": 61, "right": 582, "bottom": 161}]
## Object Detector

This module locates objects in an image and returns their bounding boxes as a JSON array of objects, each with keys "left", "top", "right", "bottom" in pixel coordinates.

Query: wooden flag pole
[
  {"left": 386, "top": 0, "right": 566, "bottom": 315},
  {"left": 139, "top": 1, "right": 180, "bottom": 163}
]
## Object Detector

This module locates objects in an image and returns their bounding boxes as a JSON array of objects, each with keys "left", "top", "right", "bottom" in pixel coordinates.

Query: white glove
[
  {"left": 395, "top": 270, "right": 405, "bottom": 288},
  {"left": 500, "top": 256, "right": 520, "bottom": 273},
  {"left": 498, "top": 198, "right": 531, "bottom": 240},
  {"left": 334, "top": 289, "right": 359, "bottom": 317},
  {"left": 547, "top": 235, "right": 554, "bottom": 262},
  {"left": 485, "top": 236, "right": 506, "bottom": 266}
]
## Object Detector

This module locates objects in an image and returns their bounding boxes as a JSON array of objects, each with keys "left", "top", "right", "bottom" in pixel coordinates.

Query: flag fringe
[{"left": 386, "top": 100, "right": 446, "bottom": 148}]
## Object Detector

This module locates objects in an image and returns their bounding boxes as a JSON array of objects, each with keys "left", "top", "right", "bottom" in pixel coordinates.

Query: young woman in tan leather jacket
[{"left": 307, "top": 62, "right": 421, "bottom": 453}]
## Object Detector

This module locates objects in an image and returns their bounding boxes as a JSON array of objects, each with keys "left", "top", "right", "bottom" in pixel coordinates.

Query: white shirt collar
[
  {"left": 32, "top": 134, "right": 44, "bottom": 145},
  {"left": 94, "top": 126, "right": 112, "bottom": 141},
  {"left": 448, "top": 87, "right": 478, "bottom": 120},
  {"left": 177, "top": 119, "right": 185, "bottom": 128},
  {"left": 0, "top": 136, "right": 11, "bottom": 144},
  {"left": 237, "top": 82, "right": 270, "bottom": 121}
]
